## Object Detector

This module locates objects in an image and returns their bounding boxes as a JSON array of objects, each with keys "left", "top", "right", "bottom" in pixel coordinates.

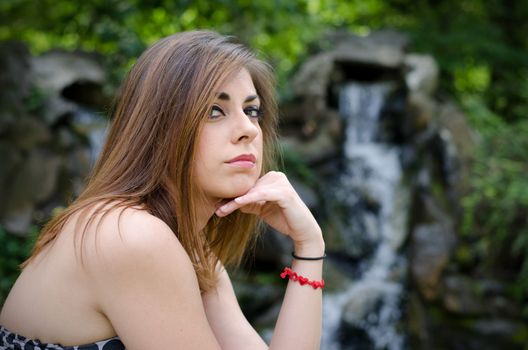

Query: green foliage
[
  {"left": 461, "top": 98, "right": 528, "bottom": 299},
  {"left": 0, "top": 0, "right": 328, "bottom": 88},
  {"left": 0, "top": 226, "right": 38, "bottom": 305},
  {"left": 1, "top": 1, "right": 523, "bottom": 102},
  {"left": 404, "top": 1, "right": 528, "bottom": 122},
  {"left": 3, "top": 0, "right": 527, "bottom": 121},
  {"left": 277, "top": 144, "right": 318, "bottom": 187}
]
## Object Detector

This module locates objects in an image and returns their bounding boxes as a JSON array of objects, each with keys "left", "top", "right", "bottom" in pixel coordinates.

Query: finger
[
  {"left": 234, "top": 188, "right": 288, "bottom": 207},
  {"left": 215, "top": 199, "right": 239, "bottom": 217},
  {"left": 215, "top": 172, "right": 292, "bottom": 217},
  {"left": 238, "top": 202, "right": 265, "bottom": 215},
  {"left": 215, "top": 199, "right": 264, "bottom": 217},
  {"left": 215, "top": 195, "right": 253, "bottom": 216},
  {"left": 216, "top": 188, "right": 280, "bottom": 216}
]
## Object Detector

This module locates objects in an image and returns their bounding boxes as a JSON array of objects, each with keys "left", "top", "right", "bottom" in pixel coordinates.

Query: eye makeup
[
  {"left": 244, "top": 106, "right": 263, "bottom": 119},
  {"left": 209, "top": 105, "right": 225, "bottom": 119}
]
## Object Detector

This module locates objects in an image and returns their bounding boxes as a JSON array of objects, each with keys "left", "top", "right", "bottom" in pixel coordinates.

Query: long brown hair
[{"left": 21, "top": 31, "right": 279, "bottom": 292}]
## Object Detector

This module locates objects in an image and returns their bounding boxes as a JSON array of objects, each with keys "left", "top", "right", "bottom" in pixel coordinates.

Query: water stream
[
  {"left": 322, "top": 82, "right": 410, "bottom": 350},
  {"left": 72, "top": 107, "right": 109, "bottom": 166}
]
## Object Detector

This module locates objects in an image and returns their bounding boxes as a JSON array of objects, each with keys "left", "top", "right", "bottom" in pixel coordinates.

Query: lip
[{"left": 226, "top": 153, "right": 257, "bottom": 168}]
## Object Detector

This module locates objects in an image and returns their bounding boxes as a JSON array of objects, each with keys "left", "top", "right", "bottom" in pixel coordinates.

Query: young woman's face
[{"left": 194, "top": 68, "right": 263, "bottom": 203}]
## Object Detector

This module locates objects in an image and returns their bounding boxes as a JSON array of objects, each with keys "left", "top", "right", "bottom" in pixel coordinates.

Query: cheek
[
  {"left": 194, "top": 139, "right": 214, "bottom": 181},
  {"left": 196, "top": 128, "right": 216, "bottom": 163},
  {"left": 257, "top": 133, "right": 264, "bottom": 170}
]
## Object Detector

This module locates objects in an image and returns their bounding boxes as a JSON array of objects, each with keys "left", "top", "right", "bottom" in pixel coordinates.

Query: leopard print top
[{"left": 0, "top": 326, "right": 125, "bottom": 349}]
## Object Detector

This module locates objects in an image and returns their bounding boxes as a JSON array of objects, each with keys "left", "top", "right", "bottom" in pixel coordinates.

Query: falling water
[
  {"left": 72, "top": 107, "right": 108, "bottom": 165},
  {"left": 322, "top": 82, "right": 410, "bottom": 350}
]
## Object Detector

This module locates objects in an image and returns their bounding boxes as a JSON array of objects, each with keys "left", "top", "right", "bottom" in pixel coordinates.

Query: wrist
[{"left": 293, "top": 237, "right": 325, "bottom": 257}]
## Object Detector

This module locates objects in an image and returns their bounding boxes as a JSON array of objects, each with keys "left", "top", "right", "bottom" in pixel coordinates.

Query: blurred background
[{"left": 1, "top": 1, "right": 527, "bottom": 349}]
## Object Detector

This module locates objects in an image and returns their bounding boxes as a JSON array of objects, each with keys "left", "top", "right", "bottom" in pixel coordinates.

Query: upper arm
[
  {"left": 202, "top": 265, "right": 268, "bottom": 350},
  {"left": 85, "top": 209, "right": 221, "bottom": 350}
]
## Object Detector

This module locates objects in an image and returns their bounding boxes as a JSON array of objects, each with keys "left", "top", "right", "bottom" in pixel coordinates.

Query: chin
[
  {"left": 226, "top": 183, "right": 255, "bottom": 198},
  {"left": 219, "top": 177, "right": 258, "bottom": 199}
]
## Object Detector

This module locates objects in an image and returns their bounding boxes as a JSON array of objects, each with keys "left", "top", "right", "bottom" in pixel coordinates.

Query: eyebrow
[{"left": 216, "top": 92, "right": 259, "bottom": 103}]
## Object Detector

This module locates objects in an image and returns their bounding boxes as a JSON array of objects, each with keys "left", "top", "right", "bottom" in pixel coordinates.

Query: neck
[{"left": 195, "top": 197, "right": 225, "bottom": 232}]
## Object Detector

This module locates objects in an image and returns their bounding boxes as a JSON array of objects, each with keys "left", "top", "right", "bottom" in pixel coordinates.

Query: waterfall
[
  {"left": 322, "top": 82, "right": 410, "bottom": 350},
  {"left": 72, "top": 107, "right": 109, "bottom": 165}
]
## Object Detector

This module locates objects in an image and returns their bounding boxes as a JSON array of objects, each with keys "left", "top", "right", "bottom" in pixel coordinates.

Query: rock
[
  {"left": 1, "top": 149, "right": 61, "bottom": 235},
  {"left": 0, "top": 42, "right": 32, "bottom": 128},
  {"left": 411, "top": 223, "right": 456, "bottom": 300},
  {"left": 231, "top": 272, "right": 282, "bottom": 325},
  {"left": 0, "top": 142, "right": 23, "bottom": 211},
  {"left": 33, "top": 152, "right": 61, "bottom": 203},
  {"left": 292, "top": 52, "right": 334, "bottom": 100},
  {"left": 64, "top": 148, "right": 93, "bottom": 196},
  {"left": 341, "top": 280, "right": 402, "bottom": 325},
  {"left": 290, "top": 178, "right": 318, "bottom": 209},
  {"left": 0, "top": 44, "right": 108, "bottom": 239},
  {"left": 322, "top": 181, "right": 382, "bottom": 259},
  {"left": 342, "top": 283, "right": 384, "bottom": 324},
  {"left": 291, "top": 30, "right": 408, "bottom": 130},
  {"left": 436, "top": 101, "right": 478, "bottom": 195},
  {"left": 404, "top": 54, "right": 439, "bottom": 95},
  {"left": 471, "top": 318, "right": 525, "bottom": 338},
  {"left": 442, "top": 275, "right": 485, "bottom": 315},
  {"left": 31, "top": 51, "right": 105, "bottom": 97},
  {"left": 57, "top": 127, "right": 76, "bottom": 149},
  {"left": 252, "top": 302, "right": 282, "bottom": 339},
  {"left": 8, "top": 116, "right": 51, "bottom": 150},
  {"left": 406, "top": 292, "right": 430, "bottom": 346},
  {"left": 453, "top": 318, "right": 527, "bottom": 350},
  {"left": 42, "top": 96, "right": 78, "bottom": 125},
  {"left": 333, "top": 31, "right": 407, "bottom": 69},
  {"left": 421, "top": 310, "right": 527, "bottom": 350},
  {"left": 425, "top": 127, "right": 463, "bottom": 209},
  {"left": 321, "top": 257, "right": 355, "bottom": 292},
  {"left": 31, "top": 51, "right": 107, "bottom": 124},
  {"left": 407, "top": 91, "right": 436, "bottom": 133},
  {"left": 337, "top": 324, "right": 374, "bottom": 350},
  {"left": 280, "top": 124, "right": 340, "bottom": 165},
  {"left": 339, "top": 279, "right": 404, "bottom": 350},
  {"left": 442, "top": 275, "right": 521, "bottom": 318},
  {"left": 2, "top": 207, "right": 33, "bottom": 236},
  {"left": 0, "top": 41, "right": 31, "bottom": 89},
  {"left": 253, "top": 227, "right": 292, "bottom": 269},
  {"left": 437, "top": 102, "right": 478, "bottom": 159},
  {"left": 0, "top": 110, "right": 14, "bottom": 135}
]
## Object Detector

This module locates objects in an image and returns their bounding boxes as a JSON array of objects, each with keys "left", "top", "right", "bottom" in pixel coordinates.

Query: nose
[{"left": 231, "top": 110, "right": 259, "bottom": 143}]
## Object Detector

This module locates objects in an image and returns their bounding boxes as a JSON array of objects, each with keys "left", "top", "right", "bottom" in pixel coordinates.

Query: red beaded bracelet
[{"left": 280, "top": 267, "right": 325, "bottom": 289}]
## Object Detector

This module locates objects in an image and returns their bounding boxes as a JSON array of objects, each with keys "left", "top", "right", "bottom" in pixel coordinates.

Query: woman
[{"left": 0, "top": 30, "right": 325, "bottom": 349}]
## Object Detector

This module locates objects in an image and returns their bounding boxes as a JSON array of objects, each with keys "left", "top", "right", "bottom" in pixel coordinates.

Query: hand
[{"left": 215, "top": 171, "right": 323, "bottom": 251}]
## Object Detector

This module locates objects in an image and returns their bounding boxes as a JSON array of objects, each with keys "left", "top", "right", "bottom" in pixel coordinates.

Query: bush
[
  {"left": 461, "top": 98, "right": 528, "bottom": 300},
  {"left": 0, "top": 226, "right": 38, "bottom": 305}
]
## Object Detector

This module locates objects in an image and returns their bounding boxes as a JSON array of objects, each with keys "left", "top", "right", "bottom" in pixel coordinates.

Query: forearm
[
  {"left": 214, "top": 171, "right": 326, "bottom": 349},
  {"left": 269, "top": 239, "right": 325, "bottom": 350},
  {"left": 202, "top": 265, "right": 268, "bottom": 350}
]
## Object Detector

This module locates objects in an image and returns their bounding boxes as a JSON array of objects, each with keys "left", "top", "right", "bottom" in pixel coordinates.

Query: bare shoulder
[
  {"left": 96, "top": 206, "right": 174, "bottom": 243},
  {"left": 79, "top": 205, "right": 221, "bottom": 349},
  {"left": 81, "top": 205, "right": 189, "bottom": 277}
]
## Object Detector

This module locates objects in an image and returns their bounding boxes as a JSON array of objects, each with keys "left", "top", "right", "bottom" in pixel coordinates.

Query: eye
[
  {"left": 244, "top": 106, "right": 263, "bottom": 119},
  {"left": 209, "top": 105, "right": 225, "bottom": 119}
]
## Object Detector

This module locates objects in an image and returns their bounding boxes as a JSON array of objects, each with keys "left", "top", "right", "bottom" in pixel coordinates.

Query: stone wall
[
  {"left": 274, "top": 30, "right": 527, "bottom": 349},
  {"left": 0, "top": 41, "right": 109, "bottom": 236}
]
